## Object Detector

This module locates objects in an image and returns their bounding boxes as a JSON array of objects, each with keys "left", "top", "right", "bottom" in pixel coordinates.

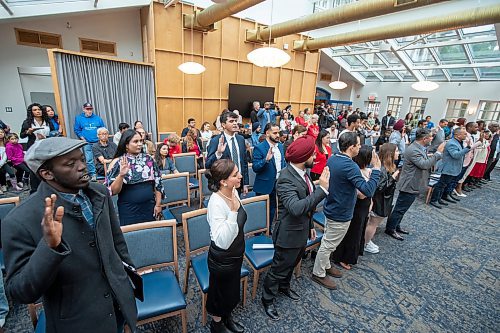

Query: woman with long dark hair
[
  {"left": 206, "top": 159, "right": 246, "bottom": 333},
  {"left": 20, "top": 103, "right": 55, "bottom": 149},
  {"left": 154, "top": 143, "right": 178, "bottom": 176},
  {"left": 43, "top": 104, "right": 62, "bottom": 135},
  {"left": 364, "top": 143, "right": 399, "bottom": 253},
  {"left": 106, "top": 129, "right": 163, "bottom": 226},
  {"left": 331, "top": 144, "right": 374, "bottom": 270},
  {"left": 310, "top": 130, "right": 332, "bottom": 181}
]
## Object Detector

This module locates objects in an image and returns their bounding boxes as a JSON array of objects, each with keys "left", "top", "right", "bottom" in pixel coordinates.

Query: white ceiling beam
[
  {"left": 349, "top": 62, "right": 500, "bottom": 71},
  {"left": 457, "top": 29, "right": 481, "bottom": 82},
  {"left": 322, "top": 48, "right": 366, "bottom": 85},
  {"left": 424, "top": 35, "right": 451, "bottom": 82},
  {"left": 349, "top": 48, "right": 385, "bottom": 81},
  {"left": 0, "top": 0, "right": 13, "bottom": 16},
  {"left": 387, "top": 40, "right": 424, "bottom": 81}
]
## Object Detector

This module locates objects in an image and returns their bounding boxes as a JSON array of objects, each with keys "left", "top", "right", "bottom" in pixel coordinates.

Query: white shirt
[
  {"left": 268, "top": 141, "right": 282, "bottom": 179},
  {"left": 217, "top": 132, "right": 242, "bottom": 174},
  {"left": 201, "top": 130, "right": 213, "bottom": 141},
  {"left": 289, "top": 163, "right": 329, "bottom": 195},
  {"left": 113, "top": 131, "right": 121, "bottom": 146},
  {"left": 32, "top": 119, "right": 50, "bottom": 140},
  {"left": 207, "top": 191, "right": 241, "bottom": 250}
]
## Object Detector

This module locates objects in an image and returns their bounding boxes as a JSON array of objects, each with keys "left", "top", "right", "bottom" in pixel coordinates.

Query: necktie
[
  {"left": 231, "top": 137, "right": 239, "bottom": 165},
  {"left": 304, "top": 174, "right": 312, "bottom": 194}
]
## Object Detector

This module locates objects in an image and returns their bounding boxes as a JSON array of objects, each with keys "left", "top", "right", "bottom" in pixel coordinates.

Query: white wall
[{"left": 0, "top": 9, "right": 143, "bottom": 134}]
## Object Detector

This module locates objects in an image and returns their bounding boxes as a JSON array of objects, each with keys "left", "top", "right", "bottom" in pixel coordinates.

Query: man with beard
[
  {"left": 252, "top": 123, "right": 286, "bottom": 229},
  {"left": 1, "top": 137, "right": 137, "bottom": 333},
  {"left": 261, "top": 136, "right": 329, "bottom": 320}
]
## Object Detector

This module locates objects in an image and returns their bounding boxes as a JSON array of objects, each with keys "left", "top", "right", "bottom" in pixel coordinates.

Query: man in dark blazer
[
  {"left": 261, "top": 136, "right": 329, "bottom": 320},
  {"left": 206, "top": 111, "right": 249, "bottom": 193},
  {"left": 252, "top": 123, "right": 287, "bottom": 227},
  {"left": 1, "top": 137, "right": 137, "bottom": 333},
  {"left": 381, "top": 110, "right": 396, "bottom": 132},
  {"left": 483, "top": 122, "right": 499, "bottom": 181}
]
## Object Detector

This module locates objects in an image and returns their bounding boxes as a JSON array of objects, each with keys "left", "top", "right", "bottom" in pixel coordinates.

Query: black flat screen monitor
[{"left": 228, "top": 83, "right": 275, "bottom": 118}]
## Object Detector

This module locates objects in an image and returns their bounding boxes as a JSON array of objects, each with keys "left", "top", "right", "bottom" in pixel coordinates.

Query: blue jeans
[
  {"left": 386, "top": 191, "right": 418, "bottom": 232},
  {"left": 430, "top": 174, "right": 456, "bottom": 203},
  {"left": 83, "top": 143, "right": 96, "bottom": 176},
  {"left": 0, "top": 275, "right": 9, "bottom": 327},
  {"left": 445, "top": 166, "right": 467, "bottom": 195}
]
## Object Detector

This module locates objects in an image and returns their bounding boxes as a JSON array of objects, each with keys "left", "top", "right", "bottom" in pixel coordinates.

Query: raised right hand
[
  {"left": 229, "top": 188, "right": 240, "bottom": 212},
  {"left": 217, "top": 136, "right": 227, "bottom": 155},
  {"left": 319, "top": 166, "right": 330, "bottom": 189},
  {"left": 371, "top": 152, "right": 382, "bottom": 169},
  {"left": 266, "top": 147, "right": 274, "bottom": 161},
  {"left": 41, "top": 194, "right": 64, "bottom": 248},
  {"left": 119, "top": 156, "right": 130, "bottom": 176}
]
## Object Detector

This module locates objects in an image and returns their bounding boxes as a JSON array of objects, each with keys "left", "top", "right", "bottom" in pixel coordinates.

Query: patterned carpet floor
[{"left": 3, "top": 170, "right": 499, "bottom": 333}]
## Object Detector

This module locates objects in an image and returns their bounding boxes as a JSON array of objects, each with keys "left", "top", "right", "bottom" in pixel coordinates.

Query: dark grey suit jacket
[{"left": 273, "top": 165, "right": 327, "bottom": 249}]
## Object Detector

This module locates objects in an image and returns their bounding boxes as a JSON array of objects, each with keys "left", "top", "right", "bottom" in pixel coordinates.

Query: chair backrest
[
  {"left": 121, "top": 220, "right": 178, "bottom": 276},
  {"left": 158, "top": 132, "right": 176, "bottom": 142},
  {"left": 182, "top": 208, "right": 211, "bottom": 260},
  {"left": 161, "top": 172, "right": 190, "bottom": 207},
  {"left": 198, "top": 169, "right": 212, "bottom": 199},
  {"left": 0, "top": 197, "right": 20, "bottom": 247},
  {"left": 173, "top": 152, "right": 197, "bottom": 175},
  {"left": 248, "top": 163, "right": 256, "bottom": 189},
  {"left": 242, "top": 195, "right": 269, "bottom": 236}
]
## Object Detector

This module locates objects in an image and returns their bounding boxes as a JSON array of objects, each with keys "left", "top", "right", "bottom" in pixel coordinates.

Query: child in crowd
[
  {"left": 5, "top": 133, "right": 30, "bottom": 191},
  {"left": 0, "top": 129, "right": 18, "bottom": 193}
]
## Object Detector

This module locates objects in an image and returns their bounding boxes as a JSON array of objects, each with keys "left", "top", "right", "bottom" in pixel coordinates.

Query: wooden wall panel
[{"left": 152, "top": 2, "right": 320, "bottom": 134}]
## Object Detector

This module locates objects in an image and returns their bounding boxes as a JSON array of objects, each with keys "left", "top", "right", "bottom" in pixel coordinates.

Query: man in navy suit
[
  {"left": 252, "top": 123, "right": 286, "bottom": 229},
  {"left": 206, "top": 111, "right": 249, "bottom": 193},
  {"left": 257, "top": 102, "right": 280, "bottom": 131}
]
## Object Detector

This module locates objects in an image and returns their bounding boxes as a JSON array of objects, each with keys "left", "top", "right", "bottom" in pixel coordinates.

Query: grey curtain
[{"left": 54, "top": 52, "right": 157, "bottom": 141}]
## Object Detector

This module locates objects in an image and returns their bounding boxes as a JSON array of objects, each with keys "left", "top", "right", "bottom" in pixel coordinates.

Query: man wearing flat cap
[
  {"left": 1, "top": 137, "right": 137, "bottom": 333},
  {"left": 261, "top": 135, "right": 329, "bottom": 320}
]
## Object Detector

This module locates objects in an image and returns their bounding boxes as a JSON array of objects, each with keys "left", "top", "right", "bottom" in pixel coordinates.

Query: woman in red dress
[
  {"left": 310, "top": 129, "right": 332, "bottom": 181},
  {"left": 468, "top": 130, "right": 491, "bottom": 180},
  {"left": 295, "top": 110, "right": 307, "bottom": 127}
]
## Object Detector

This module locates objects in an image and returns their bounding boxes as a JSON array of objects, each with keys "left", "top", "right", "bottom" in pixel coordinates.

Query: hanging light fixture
[
  {"left": 247, "top": 0, "right": 290, "bottom": 68},
  {"left": 411, "top": 80, "right": 439, "bottom": 92},
  {"left": 178, "top": 13, "right": 206, "bottom": 75},
  {"left": 329, "top": 66, "right": 347, "bottom": 90}
]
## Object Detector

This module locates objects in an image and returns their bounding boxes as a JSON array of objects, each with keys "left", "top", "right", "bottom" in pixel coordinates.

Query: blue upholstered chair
[
  {"left": 172, "top": 152, "right": 199, "bottom": 191},
  {"left": 121, "top": 220, "right": 187, "bottom": 333},
  {"left": 161, "top": 172, "right": 192, "bottom": 223},
  {"left": 197, "top": 169, "right": 212, "bottom": 208},
  {"left": 0, "top": 197, "right": 20, "bottom": 271},
  {"left": 312, "top": 211, "right": 326, "bottom": 229},
  {"left": 35, "top": 309, "right": 46, "bottom": 333},
  {"left": 241, "top": 195, "right": 273, "bottom": 298},
  {"left": 158, "top": 132, "right": 176, "bottom": 143},
  {"left": 182, "top": 209, "right": 249, "bottom": 326},
  {"left": 294, "top": 228, "right": 324, "bottom": 277}
]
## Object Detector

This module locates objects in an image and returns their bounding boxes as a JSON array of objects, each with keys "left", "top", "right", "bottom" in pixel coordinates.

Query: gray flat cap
[{"left": 25, "top": 137, "right": 87, "bottom": 173}]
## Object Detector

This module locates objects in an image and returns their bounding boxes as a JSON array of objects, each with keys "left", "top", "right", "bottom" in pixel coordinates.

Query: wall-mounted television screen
[{"left": 228, "top": 83, "right": 275, "bottom": 118}]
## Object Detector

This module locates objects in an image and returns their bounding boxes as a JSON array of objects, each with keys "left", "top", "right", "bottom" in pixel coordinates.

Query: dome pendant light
[
  {"left": 411, "top": 80, "right": 439, "bottom": 92},
  {"left": 178, "top": 14, "right": 205, "bottom": 75},
  {"left": 247, "top": 0, "right": 290, "bottom": 68},
  {"left": 329, "top": 66, "right": 347, "bottom": 90}
]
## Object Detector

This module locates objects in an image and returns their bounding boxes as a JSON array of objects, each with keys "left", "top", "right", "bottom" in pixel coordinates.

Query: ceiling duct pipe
[
  {"left": 293, "top": 4, "right": 500, "bottom": 51},
  {"left": 184, "top": 0, "right": 265, "bottom": 32},
  {"left": 246, "top": 0, "right": 447, "bottom": 43}
]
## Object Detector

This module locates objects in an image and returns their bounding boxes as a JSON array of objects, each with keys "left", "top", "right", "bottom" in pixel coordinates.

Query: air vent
[
  {"left": 15, "top": 28, "right": 62, "bottom": 48},
  {"left": 79, "top": 38, "right": 116, "bottom": 56},
  {"left": 320, "top": 73, "right": 332, "bottom": 81}
]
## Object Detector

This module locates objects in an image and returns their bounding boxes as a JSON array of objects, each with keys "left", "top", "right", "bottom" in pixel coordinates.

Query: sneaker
[
  {"left": 365, "top": 241, "right": 380, "bottom": 254},
  {"left": 18, "top": 182, "right": 24, "bottom": 188},
  {"left": 0, "top": 186, "right": 6, "bottom": 192},
  {"left": 91, "top": 175, "right": 97, "bottom": 182},
  {"left": 14, "top": 185, "right": 23, "bottom": 191},
  {"left": 368, "top": 240, "right": 379, "bottom": 250},
  {"left": 456, "top": 192, "right": 467, "bottom": 198}
]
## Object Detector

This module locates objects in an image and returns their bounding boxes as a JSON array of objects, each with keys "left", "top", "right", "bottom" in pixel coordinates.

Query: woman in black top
[{"left": 206, "top": 159, "right": 246, "bottom": 333}]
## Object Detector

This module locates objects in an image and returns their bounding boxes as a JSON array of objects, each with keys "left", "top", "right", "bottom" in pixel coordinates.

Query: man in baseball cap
[{"left": 1, "top": 137, "right": 138, "bottom": 332}]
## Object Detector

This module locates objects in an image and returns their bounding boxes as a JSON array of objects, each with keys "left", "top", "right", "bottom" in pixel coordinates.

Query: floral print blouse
[{"left": 106, "top": 153, "right": 163, "bottom": 192}]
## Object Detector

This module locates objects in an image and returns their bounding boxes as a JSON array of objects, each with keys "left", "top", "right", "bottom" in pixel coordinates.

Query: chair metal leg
[
  {"left": 426, "top": 186, "right": 433, "bottom": 204},
  {"left": 181, "top": 309, "right": 187, "bottom": 333},
  {"left": 241, "top": 277, "right": 247, "bottom": 306},
  {"left": 252, "top": 270, "right": 260, "bottom": 299},
  {"left": 183, "top": 263, "right": 190, "bottom": 294},
  {"left": 202, "top": 292, "right": 207, "bottom": 326},
  {"left": 294, "top": 259, "right": 302, "bottom": 278}
]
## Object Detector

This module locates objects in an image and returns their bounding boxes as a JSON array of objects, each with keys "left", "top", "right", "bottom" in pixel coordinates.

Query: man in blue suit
[
  {"left": 252, "top": 123, "right": 286, "bottom": 230},
  {"left": 206, "top": 111, "right": 249, "bottom": 193},
  {"left": 257, "top": 102, "right": 280, "bottom": 131},
  {"left": 429, "top": 127, "right": 481, "bottom": 209}
]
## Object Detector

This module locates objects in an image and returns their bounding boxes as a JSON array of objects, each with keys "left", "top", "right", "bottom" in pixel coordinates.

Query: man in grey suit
[
  {"left": 428, "top": 119, "right": 448, "bottom": 153},
  {"left": 385, "top": 128, "right": 445, "bottom": 240},
  {"left": 430, "top": 128, "right": 482, "bottom": 208},
  {"left": 261, "top": 136, "right": 329, "bottom": 320}
]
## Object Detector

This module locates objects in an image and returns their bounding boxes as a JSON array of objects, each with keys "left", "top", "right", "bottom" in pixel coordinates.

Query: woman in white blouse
[
  {"left": 206, "top": 159, "right": 246, "bottom": 333},
  {"left": 200, "top": 122, "right": 213, "bottom": 141}
]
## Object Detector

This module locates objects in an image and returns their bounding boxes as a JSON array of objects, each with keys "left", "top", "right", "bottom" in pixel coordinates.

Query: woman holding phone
[
  {"left": 20, "top": 103, "right": 55, "bottom": 149},
  {"left": 206, "top": 159, "right": 247, "bottom": 333}
]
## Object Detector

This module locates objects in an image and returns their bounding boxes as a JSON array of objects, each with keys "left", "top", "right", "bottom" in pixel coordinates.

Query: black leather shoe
[
  {"left": 441, "top": 197, "right": 456, "bottom": 204},
  {"left": 262, "top": 300, "right": 280, "bottom": 320},
  {"left": 429, "top": 201, "right": 442, "bottom": 209},
  {"left": 279, "top": 288, "right": 300, "bottom": 302},
  {"left": 449, "top": 194, "right": 461, "bottom": 202},
  {"left": 210, "top": 319, "right": 232, "bottom": 333},
  {"left": 438, "top": 199, "right": 448, "bottom": 206},
  {"left": 224, "top": 315, "right": 245, "bottom": 333},
  {"left": 396, "top": 228, "right": 409, "bottom": 235},
  {"left": 385, "top": 229, "right": 404, "bottom": 241},
  {"left": 463, "top": 186, "right": 472, "bottom": 192}
]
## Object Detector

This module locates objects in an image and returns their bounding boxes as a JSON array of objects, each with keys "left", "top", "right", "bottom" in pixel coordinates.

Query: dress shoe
[
  {"left": 385, "top": 229, "right": 404, "bottom": 240},
  {"left": 463, "top": 186, "right": 472, "bottom": 192},
  {"left": 262, "top": 300, "right": 280, "bottom": 320},
  {"left": 449, "top": 193, "right": 461, "bottom": 202},
  {"left": 224, "top": 315, "right": 245, "bottom": 333},
  {"left": 279, "top": 288, "right": 300, "bottom": 302},
  {"left": 396, "top": 227, "right": 409, "bottom": 235},
  {"left": 441, "top": 197, "right": 456, "bottom": 204},
  {"left": 429, "top": 201, "right": 442, "bottom": 209},
  {"left": 437, "top": 199, "right": 448, "bottom": 206},
  {"left": 311, "top": 274, "right": 337, "bottom": 289},
  {"left": 326, "top": 266, "right": 343, "bottom": 278},
  {"left": 210, "top": 319, "right": 232, "bottom": 333}
]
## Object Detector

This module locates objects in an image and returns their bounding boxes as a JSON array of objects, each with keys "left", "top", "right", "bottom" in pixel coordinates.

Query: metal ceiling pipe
[
  {"left": 293, "top": 5, "right": 500, "bottom": 51},
  {"left": 247, "top": 0, "right": 446, "bottom": 43},
  {"left": 185, "top": 0, "right": 265, "bottom": 31}
]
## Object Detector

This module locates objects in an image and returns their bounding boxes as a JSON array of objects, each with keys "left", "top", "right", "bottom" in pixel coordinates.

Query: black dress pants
[
  {"left": 262, "top": 246, "right": 304, "bottom": 304},
  {"left": 385, "top": 191, "right": 418, "bottom": 232},
  {"left": 430, "top": 173, "right": 456, "bottom": 202}
]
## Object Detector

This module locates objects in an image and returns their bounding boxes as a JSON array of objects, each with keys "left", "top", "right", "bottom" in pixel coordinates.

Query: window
[
  {"left": 15, "top": 28, "right": 62, "bottom": 49},
  {"left": 408, "top": 98, "right": 428, "bottom": 119},
  {"left": 386, "top": 97, "right": 403, "bottom": 118},
  {"left": 79, "top": 38, "right": 117, "bottom": 56},
  {"left": 445, "top": 99, "right": 470, "bottom": 119},
  {"left": 477, "top": 101, "right": 500, "bottom": 122}
]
